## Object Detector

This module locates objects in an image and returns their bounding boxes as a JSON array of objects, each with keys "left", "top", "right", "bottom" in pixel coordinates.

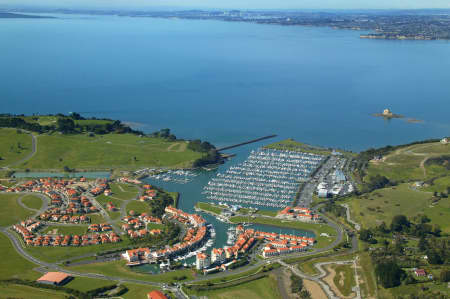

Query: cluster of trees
[
  {"left": 0, "top": 113, "right": 143, "bottom": 135},
  {"left": 375, "top": 261, "right": 406, "bottom": 288},
  {"left": 187, "top": 139, "right": 215, "bottom": 153},
  {"left": 0, "top": 116, "right": 50, "bottom": 133},
  {"left": 290, "top": 274, "right": 311, "bottom": 298},
  {"left": 151, "top": 128, "right": 177, "bottom": 141},
  {"left": 322, "top": 199, "right": 347, "bottom": 217},
  {"left": 360, "top": 174, "right": 395, "bottom": 193},
  {"left": 148, "top": 190, "right": 175, "bottom": 218},
  {"left": 193, "top": 149, "right": 221, "bottom": 168}
]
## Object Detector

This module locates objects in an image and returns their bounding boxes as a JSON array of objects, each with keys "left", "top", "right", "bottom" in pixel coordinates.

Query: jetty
[{"left": 217, "top": 135, "right": 277, "bottom": 151}]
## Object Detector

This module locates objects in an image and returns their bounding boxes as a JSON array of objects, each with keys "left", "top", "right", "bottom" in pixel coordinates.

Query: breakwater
[{"left": 217, "top": 135, "right": 277, "bottom": 151}]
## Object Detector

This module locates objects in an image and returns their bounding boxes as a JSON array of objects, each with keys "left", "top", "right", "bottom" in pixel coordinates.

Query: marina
[
  {"left": 134, "top": 168, "right": 199, "bottom": 184},
  {"left": 203, "top": 148, "right": 325, "bottom": 208}
]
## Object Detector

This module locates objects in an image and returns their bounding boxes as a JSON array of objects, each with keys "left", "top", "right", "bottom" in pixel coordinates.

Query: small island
[{"left": 372, "top": 108, "right": 404, "bottom": 119}]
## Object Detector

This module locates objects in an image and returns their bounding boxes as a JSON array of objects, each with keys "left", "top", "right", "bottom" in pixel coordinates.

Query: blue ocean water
[{"left": 1, "top": 14, "right": 449, "bottom": 151}]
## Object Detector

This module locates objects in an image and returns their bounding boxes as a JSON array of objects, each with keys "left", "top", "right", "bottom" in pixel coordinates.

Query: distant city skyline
[{"left": 1, "top": 0, "right": 450, "bottom": 10}]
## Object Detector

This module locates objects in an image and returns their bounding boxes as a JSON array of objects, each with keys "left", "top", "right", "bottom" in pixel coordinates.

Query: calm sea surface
[{"left": 1, "top": 14, "right": 449, "bottom": 151}]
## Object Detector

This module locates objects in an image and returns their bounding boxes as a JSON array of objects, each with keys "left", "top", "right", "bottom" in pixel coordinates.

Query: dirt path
[
  {"left": 273, "top": 267, "right": 293, "bottom": 299},
  {"left": 303, "top": 279, "right": 327, "bottom": 299},
  {"left": 167, "top": 142, "right": 187, "bottom": 152}
]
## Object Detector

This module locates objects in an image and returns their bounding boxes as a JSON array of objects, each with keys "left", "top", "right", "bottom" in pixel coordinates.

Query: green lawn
[
  {"left": 366, "top": 142, "right": 450, "bottom": 182},
  {"left": 20, "top": 194, "right": 43, "bottom": 210},
  {"left": 0, "top": 232, "right": 40, "bottom": 280},
  {"left": 126, "top": 200, "right": 150, "bottom": 215},
  {"left": 122, "top": 283, "right": 161, "bottom": 299},
  {"left": 423, "top": 175, "right": 450, "bottom": 193},
  {"left": 229, "top": 216, "right": 336, "bottom": 248},
  {"left": 0, "top": 283, "right": 68, "bottom": 299},
  {"left": 89, "top": 213, "right": 107, "bottom": 224},
  {"left": 0, "top": 128, "right": 33, "bottom": 168},
  {"left": 332, "top": 264, "right": 356, "bottom": 297},
  {"left": 109, "top": 182, "right": 139, "bottom": 200},
  {"left": 19, "top": 133, "right": 203, "bottom": 170},
  {"left": 196, "top": 202, "right": 223, "bottom": 215},
  {"left": 96, "top": 195, "right": 123, "bottom": 220},
  {"left": 345, "top": 184, "right": 450, "bottom": 233},
  {"left": 0, "top": 193, "right": 35, "bottom": 227},
  {"left": 65, "top": 276, "right": 117, "bottom": 292},
  {"left": 41, "top": 225, "right": 88, "bottom": 235},
  {"left": 380, "top": 281, "right": 449, "bottom": 299},
  {"left": 359, "top": 252, "right": 377, "bottom": 298},
  {"left": 65, "top": 260, "right": 195, "bottom": 283},
  {"left": 188, "top": 274, "right": 282, "bottom": 299},
  {"left": 25, "top": 238, "right": 132, "bottom": 263},
  {"left": 264, "top": 138, "right": 331, "bottom": 155},
  {"left": 169, "top": 192, "right": 179, "bottom": 208}
]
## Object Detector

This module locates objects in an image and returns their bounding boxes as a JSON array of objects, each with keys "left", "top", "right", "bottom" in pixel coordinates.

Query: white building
[
  {"left": 196, "top": 253, "right": 210, "bottom": 270},
  {"left": 211, "top": 248, "right": 226, "bottom": 264}
]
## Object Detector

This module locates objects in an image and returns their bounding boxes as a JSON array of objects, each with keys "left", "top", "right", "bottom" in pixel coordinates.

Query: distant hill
[{"left": 0, "top": 12, "right": 54, "bottom": 18}]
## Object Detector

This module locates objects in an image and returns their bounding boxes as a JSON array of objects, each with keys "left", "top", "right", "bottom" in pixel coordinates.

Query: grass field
[
  {"left": 89, "top": 213, "right": 107, "bottom": 224},
  {"left": 19, "top": 133, "right": 203, "bottom": 170},
  {"left": 358, "top": 252, "right": 377, "bottom": 298},
  {"left": 264, "top": 138, "right": 331, "bottom": 155},
  {"left": 126, "top": 200, "right": 150, "bottom": 215},
  {"left": 41, "top": 225, "right": 88, "bottom": 235},
  {"left": 0, "top": 193, "right": 35, "bottom": 227},
  {"left": 229, "top": 216, "right": 336, "bottom": 248},
  {"left": 332, "top": 264, "right": 355, "bottom": 297},
  {"left": 345, "top": 184, "right": 450, "bottom": 233},
  {"left": 65, "top": 276, "right": 117, "bottom": 292},
  {"left": 379, "top": 281, "right": 449, "bottom": 299},
  {"left": 0, "top": 128, "right": 33, "bottom": 168},
  {"left": 0, "top": 283, "right": 68, "bottom": 298},
  {"left": 122, "top": 283, "right": 161, "bottom": 298},
  {"left": 20, "top": 194, "right": 43, "bottom": 210},
  {"left": 423, "top": 176, "right": 450, "bottom": 193},
  {"left": 196, "top": 202, "right": 223, "bottom": 215},
  {"left": 65, "top": 260, "right": 195, "bottom": 283},
  {"left": 0, "top": 232, "right": 40, "bottom": 280},
  {"left": 109, "top": 182, "right": 139, "bottom": 200},
  {"left": 25, "top": 237, "right": 132, "bottom": 263},
  {"left": 189, "top": 274, "right": 281, "bottom": 299},
  {"left": 366, "top": 142, "right": 449, "bottom": 182}
]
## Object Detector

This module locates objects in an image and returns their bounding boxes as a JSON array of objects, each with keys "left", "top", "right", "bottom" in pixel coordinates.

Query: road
[
  {"left": 341, "top": 203, "right": 361, "bottom": 231},
  {"left": 279, "top": 254, "right": 361, "bottom": 299}
]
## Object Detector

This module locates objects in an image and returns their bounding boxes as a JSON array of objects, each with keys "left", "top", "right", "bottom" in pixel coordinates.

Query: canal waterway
[{"left": 138, "top": 143, "right": 315, "bottom": 271}]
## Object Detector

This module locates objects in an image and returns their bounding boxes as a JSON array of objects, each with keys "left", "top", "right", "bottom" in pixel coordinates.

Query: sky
[{"left": 1, "top": 0, "right": 450, "bottom": 10}]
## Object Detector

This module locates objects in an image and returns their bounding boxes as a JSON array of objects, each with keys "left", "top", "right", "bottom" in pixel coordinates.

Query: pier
[{"left": 217, "top": 135, "right": 277, "bottom": 151}]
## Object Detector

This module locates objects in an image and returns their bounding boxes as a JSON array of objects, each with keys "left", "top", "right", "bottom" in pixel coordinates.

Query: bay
[{"left": 1, "top": 14, "right": 449, "bottom": 151}]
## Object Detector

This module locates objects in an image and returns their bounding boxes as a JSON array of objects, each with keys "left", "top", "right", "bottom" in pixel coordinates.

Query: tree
[
  {"left": 391, "top": 215, "right": 409, "bottom": 232},
  {"left": 427, "top": 251, "right": 443, "bottom": 265},
  {"left": 299, "top": 290, "right": 311, "bottom": 299},
  {"left": 57, "top": 118, "right": 75, "bottom": 134},
  {"left": 418, "top": 236, "right": 428, "bottom": 251},
  {"left": 375, "top": 261, "right": 405, "bottom": 288},
  {"left": 440, "top": 269, "right": 450, "bottom": 282}
]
